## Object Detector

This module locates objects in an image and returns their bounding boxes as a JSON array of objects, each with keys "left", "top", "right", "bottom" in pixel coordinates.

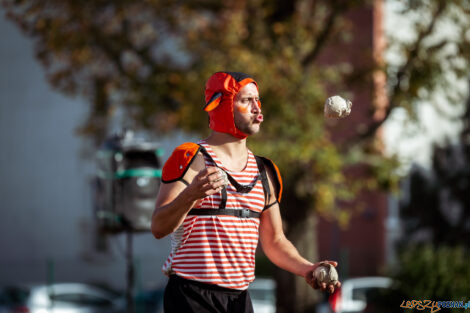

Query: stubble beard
[{"left": 234, "top": 118, "right": 260, "bottom": 136}]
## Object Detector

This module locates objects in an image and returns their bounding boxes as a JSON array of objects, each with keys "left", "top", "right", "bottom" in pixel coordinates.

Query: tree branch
[
  {"left": 342, "top": 0, "right": 448, "bottom": 151},
  {"left": 301, "top": 1, "right": 345, "bottom": 68}
]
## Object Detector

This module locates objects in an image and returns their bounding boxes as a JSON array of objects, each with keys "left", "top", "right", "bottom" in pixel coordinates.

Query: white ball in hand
[
  {"left": 217, "top": 168, "right": 229, "bottom": 186},
  {"left": 314, "top": 263, "right": 339, "bottom": 285},
  {"left": 324, "top": 95, "right": 352, "bottom": 118}
]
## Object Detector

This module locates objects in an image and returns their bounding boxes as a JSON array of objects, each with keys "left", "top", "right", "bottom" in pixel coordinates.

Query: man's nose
[{"left": 251, "top": 101, "right": 261, "bottom": 113}]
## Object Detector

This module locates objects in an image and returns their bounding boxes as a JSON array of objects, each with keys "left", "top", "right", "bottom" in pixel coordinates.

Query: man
[{"left": 151, "top": 72, "right": 340, "bottom": 313}]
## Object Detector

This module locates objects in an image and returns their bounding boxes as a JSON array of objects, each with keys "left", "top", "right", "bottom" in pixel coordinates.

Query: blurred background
[{"left": 0, "top": 0, "right": 469, "bottom": 312}]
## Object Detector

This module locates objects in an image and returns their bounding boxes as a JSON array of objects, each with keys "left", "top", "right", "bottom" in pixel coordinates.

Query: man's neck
[{"left": 204, "top": 131, "right": 247, "bottom": 158}]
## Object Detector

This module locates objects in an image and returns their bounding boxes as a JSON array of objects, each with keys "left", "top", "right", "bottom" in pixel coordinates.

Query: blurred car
[
  {"left": 135, "top": 288, "right": 164, "bottom": 313},
  {"left": 316, "top": 276, "right": 392, "bottom": 313},
  {"left": 248, "top": 278, "right": 276, "bottom": 313},
  {"left": 0, "top": 283, "right": 125, "bottom": 313}
]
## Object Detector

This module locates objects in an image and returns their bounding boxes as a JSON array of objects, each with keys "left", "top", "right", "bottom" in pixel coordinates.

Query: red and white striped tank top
[{"left": 162, "top": 141, "right": 265, "bottom": 290}]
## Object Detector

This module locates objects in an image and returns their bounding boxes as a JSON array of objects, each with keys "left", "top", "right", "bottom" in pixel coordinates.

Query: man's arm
[
  {"left": 151, "top": 153, "right": 225, "bottom": 239},
  {"left": 259, "top": 165, "right": 340, "bottom": 293},
  {"left": 259, "top": 201, "right": 314, "bottom": 276}
]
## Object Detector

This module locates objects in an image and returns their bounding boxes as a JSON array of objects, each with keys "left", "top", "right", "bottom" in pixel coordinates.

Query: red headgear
[{"left": 204, "top": 72, "right": 259, "bottom": 139}]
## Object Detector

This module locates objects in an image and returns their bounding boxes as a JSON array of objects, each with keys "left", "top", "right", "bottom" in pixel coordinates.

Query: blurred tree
[
  {"left": 400, "top": 81, "right": 470, "bottom": 248},
  {"left": 3, "top": 0, "right": 469, "bottom": 311},
  {"left": 367, "top": 245, "right": 470, "bottom": 313}
]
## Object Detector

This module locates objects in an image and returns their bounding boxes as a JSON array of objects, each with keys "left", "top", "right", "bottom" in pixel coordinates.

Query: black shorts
[{"left": 164, "top": 275, "right": 254, "bottom": 313}]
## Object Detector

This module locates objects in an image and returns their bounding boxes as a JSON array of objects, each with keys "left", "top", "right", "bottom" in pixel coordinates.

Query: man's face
[{"left": 233, "top": 83, "right": 263, "bottom": 136}]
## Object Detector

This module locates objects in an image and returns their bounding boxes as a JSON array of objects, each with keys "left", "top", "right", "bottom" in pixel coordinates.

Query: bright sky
[{"left": 382, "top": 0, "right": 468, "bottom": 173}]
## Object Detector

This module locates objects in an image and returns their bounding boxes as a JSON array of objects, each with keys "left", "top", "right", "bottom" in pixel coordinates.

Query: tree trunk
[{"left": 275, "top": 212, "right": 322, "bottom": 313}]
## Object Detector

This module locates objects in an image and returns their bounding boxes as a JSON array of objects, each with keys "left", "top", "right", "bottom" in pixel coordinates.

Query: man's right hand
[
  {"left": 185, "top": 167, "right": 226, "bottom": 201},
  {"left": 153, "top": 158, "right": 225, "bottom": 239}
]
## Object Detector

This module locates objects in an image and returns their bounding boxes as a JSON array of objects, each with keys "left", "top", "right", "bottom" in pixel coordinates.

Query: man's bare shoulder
[{"left": 184, "top": 151, "right": 205, "bottom": 181}]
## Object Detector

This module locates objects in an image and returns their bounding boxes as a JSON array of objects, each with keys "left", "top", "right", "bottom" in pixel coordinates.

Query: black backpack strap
[
  {"left": 255, "top": 156, "right": 281, "bottom": 211},
  {"left": 226, "top": 174, "right": 258, "bottom": 193},
  {"left": 219, "top": 186, "right": 228, "bottom": 210},
  {"left": 199, "top": 147, "right": 258, "bottom": 194},
  {"left": 187, "top": 146, "right": 262, "bottom": 218},
  {"left": 197, "top": 146, "right": 228, "bottom": 210},
  {"left": 189, "top": 208, "right": 260, "bottom": 218},
  {"left": 264, "top": 201, "right": 278, "bottom": 210},
  {"left": 255, "top": 156, "right": 270, "bottom": 207}
]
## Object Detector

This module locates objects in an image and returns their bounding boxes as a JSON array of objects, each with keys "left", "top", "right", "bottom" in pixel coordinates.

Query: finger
[
  {"left": 209, "top": 180, "right": 226, "bottom": 190},
  {"left": 305, "top": 276, "right": 314, "bottom": 285},
  {"left": 200, "top": 181, "right": 221, "bottom": 192},
  {"left": 204, "top": 175, "right": 226, "bottom": 187},
  {"left": 197, "top": 166, "right": 219, "bottom": 178},
  {"left": 202, "top": 169, "right": 224, "bottom": 183},
  {"left": 306, "top": 278, "right": 317, "bottom": 290},
  {"left": 323, "top": 260, "right": 338, "bottom": 267},
  {"left": 201, "top": 180, "right": 225, "bottom": 193},
  {"left": 335, "top": 281, "right": 341, "bottom": 288},
  {"left": 329, "top": 283, "right": 337, "bottom": 294},
  {"left": 304, "top": 272, "right": 314, "bottom": 285},
  {"left": 205, "top": 166, "right": 220, "bottom": 176},
  {"left": 308, "top": 279, "right": 317, "bottom": 289},
  {"left": 207, "top": 171, "right": 222, "bottom": 182},
  {"left": 197, "top": 174, "right": 222, "bottom": 188},
  {"left": 205, "top": 186, "right": 224, "bottom": 196}
]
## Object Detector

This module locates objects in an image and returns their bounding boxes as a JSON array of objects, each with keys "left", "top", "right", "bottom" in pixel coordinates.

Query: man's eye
[{"left": 241, "top": 98, "right": 260, "bottom": 104}]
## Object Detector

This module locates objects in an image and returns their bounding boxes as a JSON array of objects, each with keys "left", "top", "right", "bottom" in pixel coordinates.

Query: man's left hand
[{"left": 304, "top": 260, "right": 341, "bottom": 293}]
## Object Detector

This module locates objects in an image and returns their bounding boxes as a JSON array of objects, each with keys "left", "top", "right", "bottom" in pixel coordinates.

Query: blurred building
[
  {"left": 0, "top": 13, "right": 175, "bottom": 291},
  {"left": 315, "top": 0, "right": 396, "bottom": 278},
  {"left": 398, "top": 85, "right": 470, "bottom": 247}
]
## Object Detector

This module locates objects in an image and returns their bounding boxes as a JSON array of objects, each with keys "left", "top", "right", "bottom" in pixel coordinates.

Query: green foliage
[
  {"left": 396, "top": 245, "right": 470, "bottom": 300},
  {"left": 372, "top": 245, "right": 470, "bottom": 313},
  {"left": 4, "top": 1, "right": 470, "bottom": 311},
  {"left": 2, "top": 0, "right": 469, "bottom": 226},
  {"left": 379, "top": 92, "right": 470, "bottom": 313}
]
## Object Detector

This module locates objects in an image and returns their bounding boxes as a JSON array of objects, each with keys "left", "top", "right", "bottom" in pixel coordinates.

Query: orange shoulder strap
[{"left": 161, "top": 142, "right": 201, "bottom": 183}]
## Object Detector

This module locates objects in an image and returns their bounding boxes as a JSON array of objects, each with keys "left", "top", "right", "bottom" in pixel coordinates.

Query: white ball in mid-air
[
  {"left": 314, "top": 263, "right": 339, "bottom": 285},
  {"left": 324, "top": 95, "right": 352, "bottom": 118}
]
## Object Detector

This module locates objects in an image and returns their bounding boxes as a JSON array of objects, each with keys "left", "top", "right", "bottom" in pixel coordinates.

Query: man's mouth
[{"left": 254, "top": 114, "right": 263, "bottom": 123}]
